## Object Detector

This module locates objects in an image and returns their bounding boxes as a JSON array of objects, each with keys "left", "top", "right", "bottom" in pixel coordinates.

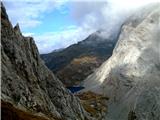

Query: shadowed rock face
[
  {"left": 1, "top": 100, "right": 60, "bottom": 120},
  {"left": 83, "top": 4, "right": 160, "bottom": 120},
  {"left": 1, "top": 2, "right": 92, "bottom": 120}
]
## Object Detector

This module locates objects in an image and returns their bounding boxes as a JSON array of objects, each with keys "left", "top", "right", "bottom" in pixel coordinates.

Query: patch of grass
[
  {"left": 76, "top": 91, "right": 109, "bottom": 119},
  {"left": 72, "top": 56, "right": 98, "bottom": 65}
]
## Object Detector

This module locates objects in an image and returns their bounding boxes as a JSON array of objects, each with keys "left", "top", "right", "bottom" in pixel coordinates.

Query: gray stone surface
[
  {"left": 1, "top": 3, "right": 92, "bottom": 120},
  {"left": 83, "top": 4, "right": 160, "bottom": 120}
]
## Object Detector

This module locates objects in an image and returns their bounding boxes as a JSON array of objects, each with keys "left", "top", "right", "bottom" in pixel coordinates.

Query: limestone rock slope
[
  {"left": 83, "top": 4, "right": 160, "bottom": 120},
  {"left": 1, "top": 3, "right": 92, "bottom": 120}
]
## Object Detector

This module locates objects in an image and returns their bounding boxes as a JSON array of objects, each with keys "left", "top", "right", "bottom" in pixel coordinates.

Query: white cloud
[
  {"left": 71, "top": 0, "right": 160, "bottom": 29},
  {"left": 107, "top": 0, "right": 160, "bottom": 9},
  {"left": 4, "top": 0, "right": 160, "bottom": 54},
  {"left": 33, "top": 26, "right": 95, "bottom": 54},
  {"left": 24, "top": 0, "right": 160, "bottom": 54},
  {"left": 23, "top": 32, "right": 35, "bottom": 36},
  {"left": 3, "top": 0, "right": 67, "bottom": 28}
]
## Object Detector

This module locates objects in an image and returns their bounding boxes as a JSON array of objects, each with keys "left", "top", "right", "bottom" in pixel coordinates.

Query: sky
[{"left": 3, "top": 0, "right": 160, "bottom": 54}]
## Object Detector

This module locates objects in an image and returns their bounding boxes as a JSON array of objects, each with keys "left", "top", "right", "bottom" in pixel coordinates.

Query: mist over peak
[{"left": 4, "top": 0, "right": 160, "bottom": 54}]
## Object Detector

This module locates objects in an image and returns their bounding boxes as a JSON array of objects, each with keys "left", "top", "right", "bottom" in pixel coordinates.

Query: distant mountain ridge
[{"left": 41, "top": 28, "right": 121, "bottom": 86}]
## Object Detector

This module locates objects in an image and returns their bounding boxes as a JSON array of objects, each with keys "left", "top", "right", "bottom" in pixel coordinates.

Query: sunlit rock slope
[{"left": 83, "top": 4, "right": 160, "bottom": 120}]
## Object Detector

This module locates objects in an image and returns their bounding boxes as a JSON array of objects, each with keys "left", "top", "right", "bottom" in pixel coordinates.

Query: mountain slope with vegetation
[{"left": 41, "top": 29, "right": 120, "bottom": 86}]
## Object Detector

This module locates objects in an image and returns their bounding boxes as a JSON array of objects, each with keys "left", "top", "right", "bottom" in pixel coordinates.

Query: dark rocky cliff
[{"left": 1, "top": 3, "right": 92, "bottom": 120}]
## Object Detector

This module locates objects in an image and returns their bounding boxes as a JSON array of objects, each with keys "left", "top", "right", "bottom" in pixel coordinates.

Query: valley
[{"left": 1, "top": 1, "right": 160, "bottom": 120}]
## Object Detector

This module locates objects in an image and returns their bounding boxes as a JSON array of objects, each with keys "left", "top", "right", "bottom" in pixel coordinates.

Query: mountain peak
[
  {"left": 41, "top": 28, "right": 120, "bottom": 86},
  {"left": 14, "top": 23, "right": 22, "bottom": 36},
  {"left": 1, "top": 2, "right": 8, "bottom": 20}
]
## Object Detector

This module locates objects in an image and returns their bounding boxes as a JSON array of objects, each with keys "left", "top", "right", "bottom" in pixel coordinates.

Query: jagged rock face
[
  {"left": 41, "top": 28, "right": 120, "bottom": 86},
  {"left": 83, "top": 4, "right": 160, "bottom": 120},
  {"left": 1, "top": 3, "right": 92, "bottom": 120}
]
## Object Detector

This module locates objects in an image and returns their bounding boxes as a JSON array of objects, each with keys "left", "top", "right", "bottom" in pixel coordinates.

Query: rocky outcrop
[
  {"left": 1, "top": 3, "right": 92, "bottom": 120},
  {"left": 83, "top": 4, "right": 160, "bottom": 120},
  {"left": 41, "top": 28, "right": 120, "bottom": 86}
]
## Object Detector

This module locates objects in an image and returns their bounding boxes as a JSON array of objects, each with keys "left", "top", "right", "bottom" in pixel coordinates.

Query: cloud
[
  {"left": 23, "top": 0, "right": 160, "bottom": 54},
  {"left": 4, "top": 0, "right": 160, "bottom": 54},
  {"left": 3, "top": 0, "right": 67, "bottom": 29},
  {"left": 23, "top": 32, "right": 35, "bottom": 36},
  {"left": 33, "top": 26, "right": 95, "bottom": 54},
  {"left": 71, "top": 0, "right": 160, "bottom": 29},
  {"left": 70, "top": 1, "right": 108, "bottom": 30}
]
